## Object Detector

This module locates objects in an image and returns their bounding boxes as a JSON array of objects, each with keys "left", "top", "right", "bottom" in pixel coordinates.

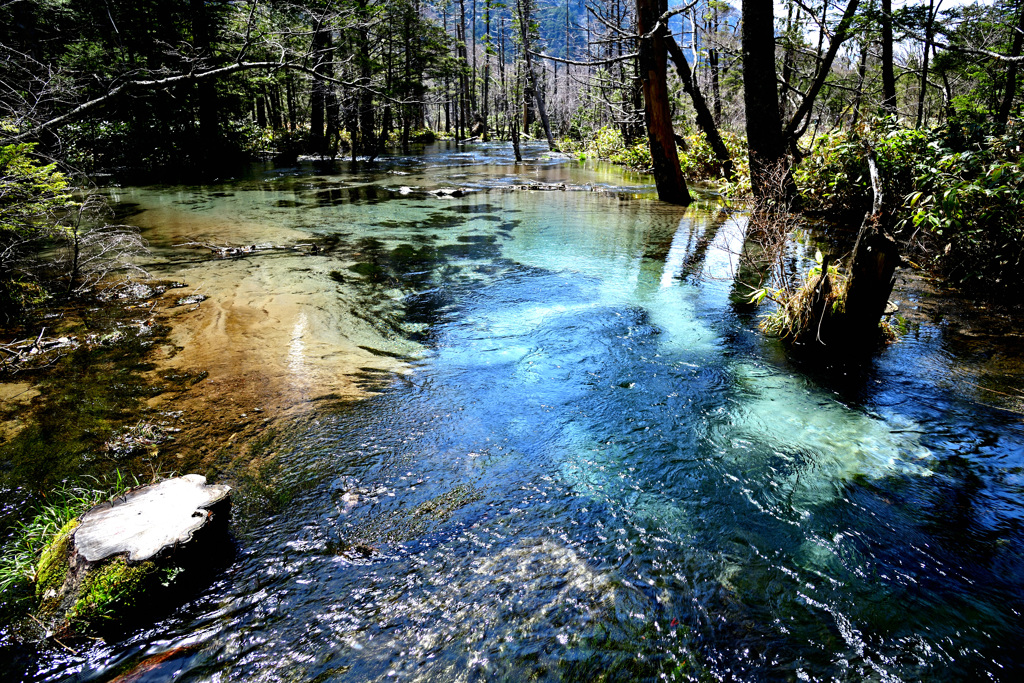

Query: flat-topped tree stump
[{"left": 35, "top": 475, "right": 231, "bottom": 637}]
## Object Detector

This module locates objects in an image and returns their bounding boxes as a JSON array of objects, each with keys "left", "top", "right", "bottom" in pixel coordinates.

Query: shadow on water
[{"left": 5, "top": 143, "right": 1024, "bottom": 682}]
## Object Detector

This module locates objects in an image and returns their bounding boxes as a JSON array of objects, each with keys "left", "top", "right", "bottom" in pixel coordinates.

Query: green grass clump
[{"left": 0, "top": 475, "right": 133, "bottom": 594}]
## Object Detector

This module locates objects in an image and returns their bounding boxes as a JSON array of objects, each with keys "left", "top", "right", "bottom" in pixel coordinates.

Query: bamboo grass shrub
[{"left": 795, "top": 117, "right": 1024, "bottom": 294}]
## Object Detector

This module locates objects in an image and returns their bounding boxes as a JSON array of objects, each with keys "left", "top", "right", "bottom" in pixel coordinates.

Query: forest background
[{"left": 2, "top": 0, "right": 1024, "bottom": 320}]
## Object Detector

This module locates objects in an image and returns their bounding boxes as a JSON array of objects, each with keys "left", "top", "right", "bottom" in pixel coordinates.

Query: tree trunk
[
  {"left": 310, "top": 25, "right": 330, "bottom": 155},
  {"left": 779, "top": 1, "right": 797, "bottom": 121},
  {"left": 881, "top": 0, "right": 897, "bottom": 115},
  {"left": 517, "top": 0, "right": 555, "bottom": 150},
  {"left": 482, "top": 2, "right": 492, "bottom": 141},
  {"left": 191, "top": 0, "right": 218, "bottom": 164},
  {"left": 35, "top": 476, "right": 231, "bottom": 638},
  {"left": 665, "top": 35, "right": 734, "bottom": 181},
  {"left": 997, "top": 1, "right": 1024, "bottom": 128},
  {"left": 256, "top": 94, "right": 267, "bottom": 129},
  {"left": 841, "top": 151, "right": 899, "bottom": 342},
  {"left": 457, "top": 0, "right": 471, "bottom": 140},
  {"left": 357, "top": 4, "right": 374, "bottom": 157},
  {"left": 916, "top": 0, "right": 936, "bottom": 128},
  {"left": 636, "top": 0, "right": 691, "bottom": 205},
  {"left": 851, "top": 40, "right": 869, "bottom": 126},
  {"left": 286, "top": 74, "right": 297, "bottom": 131},
  {"left": 741, "top": 0, "right": 788, "bottom": 200},
  {"left": 793, "top": 151, "right": 899, "bottom": 351},
  {"left": 710, "top": 4, "right": 722, "bottom": 126}
]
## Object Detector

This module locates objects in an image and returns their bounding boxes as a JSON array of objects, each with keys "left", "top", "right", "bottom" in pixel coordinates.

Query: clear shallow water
[{"left": 9, "top": 143, "right": 1024, "bottom": 681}]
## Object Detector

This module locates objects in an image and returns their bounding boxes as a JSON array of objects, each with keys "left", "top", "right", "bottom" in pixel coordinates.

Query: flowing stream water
[{"left": 6, "top": 142, "right": 1024, "bottom": 681}]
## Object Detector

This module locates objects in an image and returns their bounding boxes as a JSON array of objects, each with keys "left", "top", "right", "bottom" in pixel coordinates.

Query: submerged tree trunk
[
  {"left": 781, "top": 150, "right": 900, "bottom": 353},
  {"left": 517, "top": 0, "right": 555, "bottom": 150},
  {"left": 636, "top": 0, "right": 691, "bottom": 205},
  {"left": 841, "top": 151, "right": 899, "bottom": 342}
]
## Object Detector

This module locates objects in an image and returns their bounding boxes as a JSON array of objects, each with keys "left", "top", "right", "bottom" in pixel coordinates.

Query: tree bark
[
  {"left": 191, "top": 0, "right": 219, "bottom": 163},
  {"left": 741, "top": 0, "right": 788, "bottom": 200},
  {"left": 997, "top": 1, "right": 1024, "bottom": 127},
  {"left": 916, "top": 0, "right": 936, "bottom": 128},
  {"left": 310, "top": 24, "right": 330, "bottom": 155},
  {"left": 710, "top": 4, "right": 722, "bottom": 125},
  {"left": 851, "top": 40, "right": 869, "bottom": 126},
  {"left": 841, "top": 151, "right": 898, "bottom": 342},
  {"left": 35, "top": 476, "right": 231, "bottom": 637},
  {"left": 636, "top": 0, "right": 691, "bottom": 205},
  {"left": 517, "top": 0, "right": 555, "bottom": 150},
  {"left": 881, "top": 0, "right": 897, "bottom": 114}
]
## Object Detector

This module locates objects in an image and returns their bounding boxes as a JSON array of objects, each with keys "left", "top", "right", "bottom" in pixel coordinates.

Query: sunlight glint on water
[{"left": 30, "top": 144, "right": 1024, "bottom": 682}]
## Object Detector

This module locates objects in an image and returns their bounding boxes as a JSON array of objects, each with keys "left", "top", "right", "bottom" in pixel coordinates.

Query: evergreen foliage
[
  {"left": 2, "top": 0, "right": 1024, "bottom": 298},
  {"left": 0, "top": 142, "right": 75, "bottom": 315}
]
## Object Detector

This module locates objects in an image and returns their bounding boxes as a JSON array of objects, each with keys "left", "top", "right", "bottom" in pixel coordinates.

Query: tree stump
[{"left": 35, "top": 475, "right": 231, "bottom": 637}]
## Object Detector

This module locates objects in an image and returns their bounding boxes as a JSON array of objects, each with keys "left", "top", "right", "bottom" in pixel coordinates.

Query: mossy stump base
[{"left": 36, "top": 474, "right": 231, "bottom": 638}]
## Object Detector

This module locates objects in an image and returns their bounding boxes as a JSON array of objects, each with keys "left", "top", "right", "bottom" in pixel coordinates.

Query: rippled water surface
[{"left": 9, "top": 143, "right": 1024, "bottom": 681}]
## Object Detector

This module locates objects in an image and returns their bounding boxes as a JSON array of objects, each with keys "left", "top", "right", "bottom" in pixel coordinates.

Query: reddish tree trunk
[{"left": 636, "top": 0, "right": 691, "bottom": 205}]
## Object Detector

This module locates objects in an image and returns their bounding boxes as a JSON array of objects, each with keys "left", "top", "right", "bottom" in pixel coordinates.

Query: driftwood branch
[{"left": 173, "top": 241, "right": 317, "bottom": 258}]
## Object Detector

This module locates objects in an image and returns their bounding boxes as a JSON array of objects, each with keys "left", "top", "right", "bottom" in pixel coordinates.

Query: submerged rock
[
  {"left": 35, "top": 475, "right": 231, "bottom": 637},
  {"left": 428, "top": 187, "right": 467, "bottom": 198}
]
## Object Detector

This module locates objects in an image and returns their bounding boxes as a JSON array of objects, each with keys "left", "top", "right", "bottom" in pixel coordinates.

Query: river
[{"left": 4, "top": 142, "right": 1024, "bottom": 681}]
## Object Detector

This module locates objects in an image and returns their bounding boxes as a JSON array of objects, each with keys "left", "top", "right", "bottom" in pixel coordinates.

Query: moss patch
[
  {"left": 35, "top": 518, "right": 78, "bottom": 602},
  {"left": 67, "top": 557, "right": 158, "bottom": 622},
  {"left": 346, "top": 483, "right": 482, "bottom": 550}
]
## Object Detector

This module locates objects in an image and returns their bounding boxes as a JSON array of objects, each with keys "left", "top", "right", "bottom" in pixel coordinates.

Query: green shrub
[
  {"left": 678, "top": 131, "right": 750, "bottom": 195},
  {"left": 557, "top": 126, "right": 652, "bottom": 171},
  {"left": 559, "top": 127, "right": 750, "bottom": 194},
  {"left": 0, "top": 142, "right": 77, "bottom": 316},
  {"left": 903, "top": 125, "right": 1024, "bottom": 288},
  {"left": 795, "top": 117, "right": 1024, "bottom": 291},
  {"left": 794, "top": 118, "right": 932, "bottom": 218}
]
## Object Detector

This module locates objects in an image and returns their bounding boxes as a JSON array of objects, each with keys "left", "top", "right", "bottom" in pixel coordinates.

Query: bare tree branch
[
  {"left": 2, "top": 59, "right": 364, "bottom": 144},
  {"left": 530, "top": 50, "right": 638, "bottom": 67}
]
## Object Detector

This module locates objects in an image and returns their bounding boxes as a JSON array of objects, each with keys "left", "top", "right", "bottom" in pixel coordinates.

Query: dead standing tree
[{"left": 756, "top": 147, "right": 900, "bottom": 354}]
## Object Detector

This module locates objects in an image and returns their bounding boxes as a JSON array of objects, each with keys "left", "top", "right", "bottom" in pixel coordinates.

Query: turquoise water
[{"left": 6, "top": 143, "right": 1024, "bottom": 681}]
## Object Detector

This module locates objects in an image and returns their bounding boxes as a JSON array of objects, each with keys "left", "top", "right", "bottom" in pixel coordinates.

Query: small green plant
[
  {"left": 755, "top": 251, "right": 848, "bottom": 341},
  {"left": 104, "top": 421, "right": 172, "bottom": 459},
  {"left": 0, "top": 142, "right": 78, "bottom": 316},
  {"left": 0, "top": 474, "right": 135, "bottom": 594}
]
